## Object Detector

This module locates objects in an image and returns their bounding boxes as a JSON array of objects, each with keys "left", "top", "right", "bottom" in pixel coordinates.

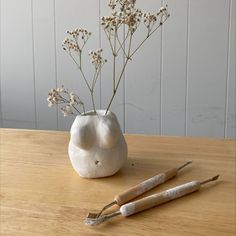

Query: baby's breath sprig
[
  {"left": 89, "top": 48, "right": 107, "bottom": 68},
  {"left": 128, "top": 5, "right": 170, "bottom": 58},
  {"left": 47, "top": 1, "right": 169, "bottom": 117},
  {"left": 89, "top": 48, "right": 107, "bottom": 90},
  {"left": 62, "top": 28, "right": 101, "bottom": 114},
  {"left": 103, "top": 1, "right": 170, "bottom": 113},
  {"left": 63, "top": 28, "right": 91, "bottom": 53},
  {"left": 88, "top": 48, "right": 107, "bottom": 109},
  {"left": 47, "top": 86, "right": 85, "bottom": 116}
]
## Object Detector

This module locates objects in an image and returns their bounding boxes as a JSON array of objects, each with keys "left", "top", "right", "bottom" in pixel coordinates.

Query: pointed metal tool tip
[
  {"left": 212, "top": 174, "right": 220, "bottom": 181},
  {"left": 87, "top": 200, "right": 117, "bottom": 220},
  {"left": 85, "top": 211, "right": 121, "bottom": 226},
  {"left": 201, "top": 174, "right": 220, "bottom": 185},
  {"left": 177, "top": 160, "right": 193, "bottom": 171}
]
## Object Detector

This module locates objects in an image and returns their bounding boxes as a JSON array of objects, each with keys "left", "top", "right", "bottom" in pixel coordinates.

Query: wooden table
[{"left": 0, "top": 129, "right": 235, "bottom": 235}]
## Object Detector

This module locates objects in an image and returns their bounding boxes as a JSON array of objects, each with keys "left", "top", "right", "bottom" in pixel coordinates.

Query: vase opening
[{"left": 82, "top": 109, "right": 112, "bottom": 117}]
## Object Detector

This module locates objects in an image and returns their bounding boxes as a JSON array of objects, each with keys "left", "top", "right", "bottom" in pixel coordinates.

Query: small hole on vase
[{"left": 95, "top": 160, "right": 100, "bottom": 165}]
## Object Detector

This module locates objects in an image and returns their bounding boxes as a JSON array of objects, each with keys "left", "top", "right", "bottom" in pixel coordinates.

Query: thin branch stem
[
  {"left": 91, "top": 91, "right": 96, "bottom": 114},
  {"left": 59, "top": 96, "right": 82, "bottom": 115},
  {"left": 104, "top": 28, "right": 114, "bottom": 52},
  {"left": 81, "top": 103, "right": 85, "bottom": 114},
  {"left": 92, "top": 69, "right": 100, "bottom": 90},
  {"left": 81, "top": 37, "right": 89, "bottom": 51},
  {"left": 80, "top": 67, "right": 92, "bottom": 92},
  {"left": 105, "top": 33, "right": 133, "bottom": 114},
  {"left": 66, "top": 51, "right": 92, "bottom": 92},
  {"left": 79, "top": 48, "right": 82, "bottom": 68},
  {"left": 92, "top": 68, "right": 98, "bottom": 88},
  {"left": 116, "top": 29, "right": 129, "bottom": 57},
  {"left": 74, "top": 93, "right": 86, "bottom": 114},
  {"left": 113, "top": 28, "right": 118, "bottom": 92},
  {"left": 71, "top": 104, "right": 82, "bottom": 114},
  {"left": 130, "top": 16, "right": 169, "bottom": 58},
  {"left": 65, "top": 49, "right": 96, "bottom": 113}
]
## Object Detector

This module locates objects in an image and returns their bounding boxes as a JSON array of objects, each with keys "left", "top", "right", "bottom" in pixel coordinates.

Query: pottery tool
[
  {"left": 86, "top": 161, "right": 192, "bottom": 219},
  {"left": 85, "top": 174, "right": 219, "bottom": 226}
]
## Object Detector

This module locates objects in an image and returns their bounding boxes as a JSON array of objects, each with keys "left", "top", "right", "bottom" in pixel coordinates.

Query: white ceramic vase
[{"left": 68, "top": 110, "right": 127, "bottom": 178}]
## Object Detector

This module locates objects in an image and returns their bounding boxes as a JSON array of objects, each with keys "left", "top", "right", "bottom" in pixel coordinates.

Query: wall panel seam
[
  {"left": 99, "top": 0, "right": 102, "bottom": 109},
  {"left": 224, "top": 0, "right": 232, "bottom": 138},
  {"left": 185, "top": 0, "right": 190, "bottom": 136},
  {"left": 159, "top": 0, "right": 164, "bottom": 135},
  {"left": 160, "top": 25, "right": 163, "bottom": 135},
  {"left": 123, "top": 24, "right": 126, "bottom": 133},
  {"left": 53, "top": 0, "right": 59, "bottom": 130},
  {"left": 31, "top": 0, "right": 37, "bottom": 129}
]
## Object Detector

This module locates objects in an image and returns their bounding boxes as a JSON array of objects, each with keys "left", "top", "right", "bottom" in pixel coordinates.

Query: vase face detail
[{"left": 68, "top": 110, "right": 128, "bottom": 178}]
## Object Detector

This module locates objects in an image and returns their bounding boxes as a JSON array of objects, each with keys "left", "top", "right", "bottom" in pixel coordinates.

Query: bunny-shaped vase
[{"left": 68, "top": 110, "right": 127, "bottom": 178}]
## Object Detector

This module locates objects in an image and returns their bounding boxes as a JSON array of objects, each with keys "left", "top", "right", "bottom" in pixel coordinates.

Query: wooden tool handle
[
  {"left": 114, "top": 167, "right": 178, "bottom": 206},
  {"left": 120, "top": 180, "right": 201, "bottom": 217}
]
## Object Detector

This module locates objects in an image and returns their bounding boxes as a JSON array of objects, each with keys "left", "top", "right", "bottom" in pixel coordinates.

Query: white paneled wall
[
  {"left": 187, "top": 0, "right": 230, "bottom": 137},
  {"left": 126, "top": 0, "right": 163, "bottom": 134},
  {"left": 0, "top": 0, "right": 235, "bottom": 138}
]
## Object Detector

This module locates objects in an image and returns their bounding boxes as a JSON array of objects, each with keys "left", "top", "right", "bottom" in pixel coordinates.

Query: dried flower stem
[
  {"left": 113, "top": 29, "right": 118, "bottom": 92},
  {"left": 104, "top": 29, "right": 114, "bottom": 52},
  {"left": 130, "top": 16, "right": 169, "bottom": 58},
  {"left": 66, "top": 51, "right": 97, "bottom": 114},
  {"left": 47, "top": 86, "right": 85, "bottom": 116},
  {"left": 48, "top": 2, "right": 169, "bottom": 117},
  {"left": 106, "top": 33, "right": 133, "bottom": 114},
  {"left": 67, "top": 52, "right": 92, "bottom": 92},
  {"left": 60, "top": 95, "right": 82, "bottom": 114},
  {"left": 103, "top": 4, "right": 169, "bottom": 113},
  {"left": 116, "top": 30, "right": 130, "bottom": 57}
]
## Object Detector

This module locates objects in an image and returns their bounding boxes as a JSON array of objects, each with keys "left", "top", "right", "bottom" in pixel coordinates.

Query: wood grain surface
[{"left": 0, "top": 128, "right": 235, "bottom": 235}]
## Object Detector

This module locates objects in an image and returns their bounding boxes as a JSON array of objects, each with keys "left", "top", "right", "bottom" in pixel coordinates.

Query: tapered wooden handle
[
  {"left": 120, "top": 181, "right": 201, "bottom": 217},
  {"left": 114, "top": 167, "right": 178, "bottom": 206}
]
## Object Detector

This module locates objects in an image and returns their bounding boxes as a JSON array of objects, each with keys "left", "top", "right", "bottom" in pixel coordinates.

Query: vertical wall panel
[
  {"left": 187, "top": 0, "right": 230, "bottom": 137},
  {"left": 0, "top": 79, "right": 2, "bottom": 127},
  {"left": 0, "top": 0, "right": 3, "bottom": 128},
  {"left": 162, "top": 0, "right": 188, "bottom": 136},
  {"left": 226, "top": 0, "right": 236, "bottom": 138},
  {"left": 32, "top": 0, "right": 57, "bottom": 130},
  {"left": 0, "top": 78, "right": 2, "bottom": 127},
  {"left": 100, "top": 0, "right": 125, "bottom": 131},
  {"left": 55, "top": 0, "right": 100, "bottom": 130},
  {"left": 1, "top": 0, "right": 35, "bottom": 129},
  {"left": 125, "top": 0, "right": 163, "bottom": 134}
]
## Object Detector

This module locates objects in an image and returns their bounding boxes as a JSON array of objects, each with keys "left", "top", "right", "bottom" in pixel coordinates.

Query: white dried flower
[
  {"left": 47, "top": 101, "right": 54, "bottom": 108},
  {"left": 62, "top": 28, "right": 92, "bottom": 52},
  {"left": 47, "top": 88, "right": 61, "bottom": 107},
  {"left": 101, "top": 16, "right": 121, "bottom": 30},
  {"left": 47, "top": 86, "right": 85, "bottom": 116},
  {"left": 144, "top": 13, "right": 157, "bottom": 24},
  {"left": 69, "top": 92, "right": 80, "bottom": 106},
  {"left": 89, "top": 49, "right": 107, "bottom": 67},
  {"left": 108, "top": 0, "right": 117, "bottom": 9},
  {"left": 158, "top": 5, "right": 170, "bottom": 23},
  {"left": 61, "top": 105, "right": 74, "bottom": 116}
]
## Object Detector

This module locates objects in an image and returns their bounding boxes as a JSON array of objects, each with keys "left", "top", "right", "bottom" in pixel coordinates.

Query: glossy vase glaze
[{"left": 68, "top": 110, "right": 127, "bottom": 178}]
